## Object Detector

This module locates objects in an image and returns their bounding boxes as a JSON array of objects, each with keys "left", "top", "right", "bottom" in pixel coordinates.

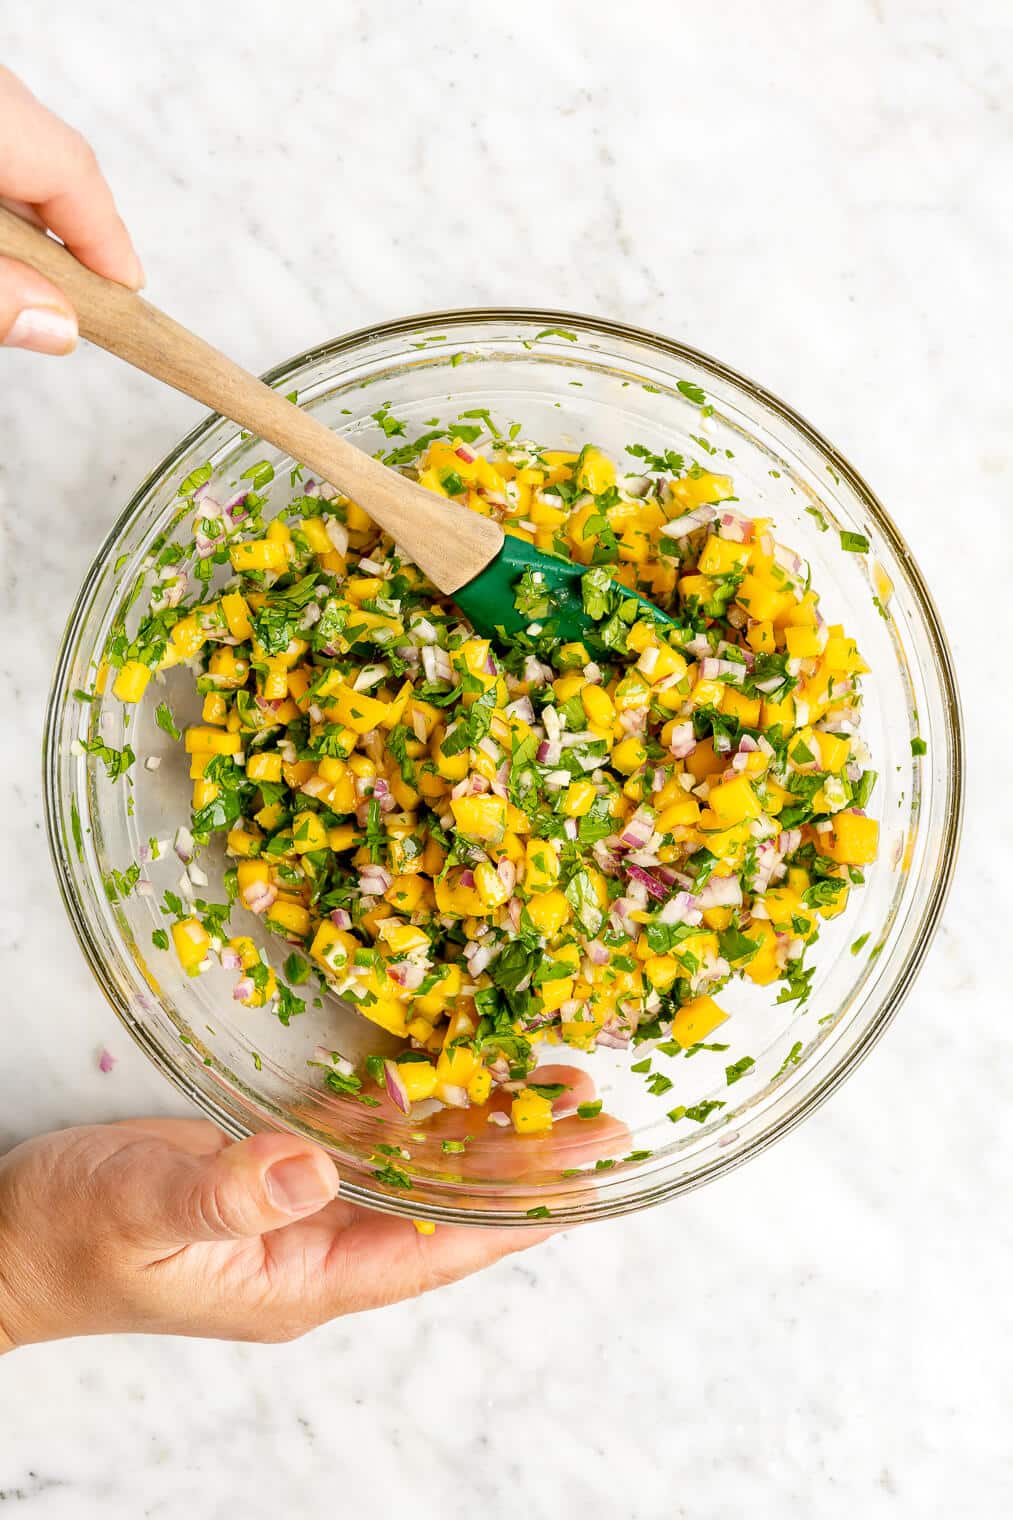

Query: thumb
[
  {"left": 0, "top": 254, "right": 77, "bottom": 354},
  {"left": 116, "top": 1132, "right": 341, "bottom": 1247}
]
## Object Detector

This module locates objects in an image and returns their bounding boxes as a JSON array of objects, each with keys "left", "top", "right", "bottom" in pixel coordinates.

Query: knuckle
[
  {"left": 66, "top": 129, "right": 99, "bottom": 175},
  {"left": 196, "top": 1176, "right": 242, "bottom": 1237}
]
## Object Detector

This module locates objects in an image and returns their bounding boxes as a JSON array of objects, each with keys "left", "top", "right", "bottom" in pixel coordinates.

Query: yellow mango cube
[
  {"left": 511, "top": 1090, "right": 554, "bottom": 1134},
  {"left": 112, "top": 661, "right": 151, "bottom": 704},
  {"left": 825, "top": 811, "right": 879, "bottom": 866},
  {"left": 229, "top": 538, "right": 288, "bottom": 572},
  {"left": 171, "top": 917, "right": 210, "bottom": 975},
  {"left": 221, "top": 591, "right": 253, "bottom": 641},
  {"left": 185, "top": 725, "right": 241, "bottom": 756},
  {"left": 708, "top": 776, "right": 763, "bottom": 825},
  {"left": 525, "top": 889, "right": 570, "bottom": 936},
  {"left": 670, "top": 994, "right": 728, "bottom": 1048},
  {"left": 292, "top": 810, "right": 327, "bottom": 854},
  {"left": 451, "top": 795, "right": 508, "bottom": 842}
]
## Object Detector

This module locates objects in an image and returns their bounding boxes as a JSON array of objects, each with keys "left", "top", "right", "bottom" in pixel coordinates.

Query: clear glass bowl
[{"left": 44, "top": 310, "right": 963, "bottom": 1226}]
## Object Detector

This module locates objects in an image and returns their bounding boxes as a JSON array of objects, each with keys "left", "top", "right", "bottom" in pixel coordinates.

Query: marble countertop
[{"left": 1, "top": 2, "right": 1009, "bottom": 1514}]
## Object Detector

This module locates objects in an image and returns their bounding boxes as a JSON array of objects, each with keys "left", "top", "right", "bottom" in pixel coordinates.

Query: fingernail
[
  {"left": 266, "top": 1154, "right": 338, "bottom": 1214},
  {"left": 3, "top": 308, "right": 78, "bottom": 355}
]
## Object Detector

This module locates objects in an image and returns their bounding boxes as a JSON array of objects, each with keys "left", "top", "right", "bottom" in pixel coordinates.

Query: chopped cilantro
[
  {"left": 840, "top": 530, "right": 870, "bottom": 554},
  {"left": 155, "top": 702, "right": 180, "bottom": 741},
  {"left": 725, "top": 1056, "right": 756, "bottom": 1085}
]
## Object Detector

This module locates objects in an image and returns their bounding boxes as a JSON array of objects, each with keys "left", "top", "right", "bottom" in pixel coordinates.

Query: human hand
[
  {"left": 0, "top": 1117, "right": 554, "bottom": 1351},
  {"left": 0, "top": 65, "right": 143, "bottom": 355}
]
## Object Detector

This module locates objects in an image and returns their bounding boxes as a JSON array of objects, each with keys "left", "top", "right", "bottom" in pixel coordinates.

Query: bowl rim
[{"left": 43, "top": 305, "right": 965, "bottom": 1223}]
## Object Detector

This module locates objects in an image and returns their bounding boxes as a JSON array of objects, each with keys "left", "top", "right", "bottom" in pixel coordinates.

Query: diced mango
[
  {"left": 112, "top": 661, "right": 151, "bottom": 704},
  {"left": 825, "top": 811, "right": 879, "bottom": 866},
  {"left": 670, "top": 994, "right": 728, "bottom": 1048},
  {"left": 450, "top": 795, "right": 507, "bottom": 842},
  {"left": 511, "top": 1089, "right": 554, "bottom": 1134}
]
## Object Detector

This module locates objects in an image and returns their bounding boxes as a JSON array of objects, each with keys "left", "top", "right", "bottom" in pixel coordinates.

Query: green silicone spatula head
[{"left": 453, "top": 532, "right": 676, "bottom": 644}]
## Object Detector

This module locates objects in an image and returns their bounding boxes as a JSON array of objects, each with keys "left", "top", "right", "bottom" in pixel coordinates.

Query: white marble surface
[{"left": 0, "top": 1, "right": 1010, "bottom": 1514}]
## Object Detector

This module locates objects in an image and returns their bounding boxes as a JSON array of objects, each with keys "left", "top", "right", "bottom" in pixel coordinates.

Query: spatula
[{"left": 0, "top": 206, "right": 673, "bottom": 645}]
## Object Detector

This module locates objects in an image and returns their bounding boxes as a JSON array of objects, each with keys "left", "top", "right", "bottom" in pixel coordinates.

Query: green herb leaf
[
  {"left": 725, "top": 1056, "right": 756, "bottom": 1085},
  {"left": 155, "top": 702, "right": 181, "bottom": 741},
  {"left": 840, "top": 530, "right": 869, "bottom": 554}
]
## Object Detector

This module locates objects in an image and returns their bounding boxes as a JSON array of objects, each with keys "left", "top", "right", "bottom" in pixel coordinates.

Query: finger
[
  {"left": 105, "top": 1131, "right": 340, "bottom": 1247},
  {"left": 0, "top": 254, "right": 77, "bottom": 354},
  {"left": 108, "top": 1117, "right": 232, "bottom": 1157},
  {"left": 0, "top": 67, "right": 144, "bottom": 287},
  {"left": 321, "top": 1211, "right": 556, "bottom": 1314}
]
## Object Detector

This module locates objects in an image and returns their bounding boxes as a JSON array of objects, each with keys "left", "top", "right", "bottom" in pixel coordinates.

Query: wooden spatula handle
[{"left": 0, "top": 206, "right": 501, "bottom": 592}]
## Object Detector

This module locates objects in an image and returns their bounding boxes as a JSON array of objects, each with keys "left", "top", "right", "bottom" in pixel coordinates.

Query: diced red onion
[
  {"left": 324, "top": 517, "right": 349, "bottom": 555},
  {"left": 499, "top": 699, "right": 535, "bottom": 732},
  {"left": 593, "top": 840, "right": 623, "bottom": 875},
  {"left": 390, "top": 963, "right": 427, "bottom": 996},
  {"left": 459, "top": 869, "right": 476, "bottom": 889},
  {"left": 97, "top": 1047, "right": 116, "bottom": 1073},
  {"left": 381, "top": 1060, "right": 410, "bottom": 1114},
  {"left": 233, "top": 977, "right": 255, "bottom": 1002},
  {"left": 700, "top": 657, "right": 746, "bottom": 682},
  {"left": 518, "top": 656, "right": 548, "bottom": 687},
  {"left": 220, "top": 947, "right": 243, "bottom": 972},
  {"left": 173, "top": 825, "right": 194, "bottom": 864},
  {"left": 697, "top": 874, "right": 742, "bottom": 909},
  {"left": 774, "top": 542, "right": 807, "bottom": 581},
  {"left": 358, "top": 866, "right": 393, "bottom": 895},
  {"left": 625, "top": 862, "right": 668, "bottom": 900},
  {"left": 301, "top": 775, "right": 331, "bottom": 799},
  {"left": 353, "top": 664, "right": 388, "bottom": 692},
  {"left": 778, "top": 829, "right": 802, "bottom": 856},
  {"left": 586, "top": 939, "right": 609, "bottom": 966},
  {"left": 596, "top": 1026, "right": 631, "bottom": 1050},
  {"left": 409, "top": 616, "right": 437, "bottom": 646},
  {"left": 330, "top": 908, "right": 352, "bottom": 930},
  {"left": 241, "top": 881, "right": 278, "bottom": 915},
  {"left": 667, "top": 721, "right": 697, "bottom": 759},
  {"left": 657, "top": 891, "right": 703, "bottom": 926},
  {"left": 466, "top": 942, "right": 494, "bottom": 976},
  {"left": 718, "top": 512, "right": 752, "bottom": 543},
  {"left": 660, "top": 505, "right": 716, "bottom": 538},
  {"left": 439, "top": 1084, "right": 469, "bottom": 1109},
  {"left": 620, "top": 807, "right": 656, "bottom": 849},
  {"left": 537, "top": 739, "right": 562, "bottom": 765},
  {"left": 411, "top": 710, "right": 430, "bottom": 743},
  {"left": 454, "top": 442, "right": 477, "bottom": 463}
]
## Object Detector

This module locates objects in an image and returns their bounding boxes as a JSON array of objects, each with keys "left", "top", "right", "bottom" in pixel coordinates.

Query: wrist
[{"left": 0, "top": 1152, "right": 46, "bottom": 1353}]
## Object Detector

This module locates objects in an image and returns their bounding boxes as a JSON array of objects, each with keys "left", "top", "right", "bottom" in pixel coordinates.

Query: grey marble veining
[{"left": 0, "top": 1, "right": 1010, "bottom": 1515}]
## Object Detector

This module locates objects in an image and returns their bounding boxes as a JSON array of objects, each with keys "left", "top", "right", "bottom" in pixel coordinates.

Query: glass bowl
[{"left": 44, "top": 310, "right": 963, "bottom": 1226}]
